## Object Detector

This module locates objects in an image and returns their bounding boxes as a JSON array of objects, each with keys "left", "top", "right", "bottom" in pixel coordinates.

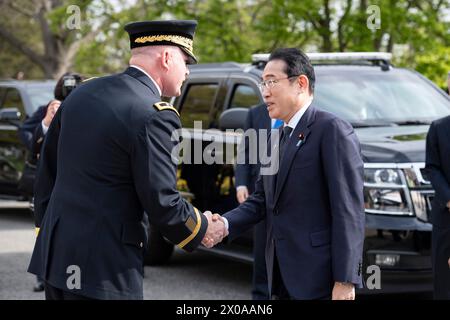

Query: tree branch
[
  {"left": 8, "top": 1, "right": 36, "bottom": 18},
  {"left": 338, "top": 0, "right": 353, "bottom": 52},
  {"left": 36, "top": 3, "right": 56, "bottom": 59},
  {"left": 0, "top": 26, "right": 45, "bottom": 67}
]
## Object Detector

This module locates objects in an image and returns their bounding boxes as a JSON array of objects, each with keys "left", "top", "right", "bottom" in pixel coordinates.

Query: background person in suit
[
  {"left": 19, "top": 73, "right": 83, "bottom": 156},
  {"left": 219, "top": 48, "right": 365, "bottom": 300},
  {"left": 235, "top": 104, "right": 282, "bottom": 300},
  {"left": 28, "top": 20, "right": 226, "bottom": 300},
  {"left": 18, "top": 72, "right": 82, "bottom": 292},
  {"left": 426, "top": 115, "right": 450, "bottom": 300}
]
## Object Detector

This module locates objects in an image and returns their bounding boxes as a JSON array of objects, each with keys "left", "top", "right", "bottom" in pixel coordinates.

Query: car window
[
  {"left": 26, "top": 85, "right": 55, "bottom": 112},
  {"left": 180, "top": 83, "right": 219, "bottom": 128},
  {"left": 2, "top": 88, "right": 24, "bottom": 110},
  {"left": 0, "top": 87, "right": 6, "bottom": 107},
  {"left": 229, "top": 84, "right": 260, "bottom": 109},
  {"left": 313, "top": 70, "right": 450, "bottom": 125}
]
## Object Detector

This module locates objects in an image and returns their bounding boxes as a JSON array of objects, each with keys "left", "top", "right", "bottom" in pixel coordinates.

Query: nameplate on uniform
[{"left": 153, "top": 102, "right": 180, "bottom": 117}]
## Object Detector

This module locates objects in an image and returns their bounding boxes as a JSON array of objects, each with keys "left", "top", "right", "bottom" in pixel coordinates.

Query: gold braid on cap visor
[{"left": 134, "top": 35, "right": 193, "bottom": 53}]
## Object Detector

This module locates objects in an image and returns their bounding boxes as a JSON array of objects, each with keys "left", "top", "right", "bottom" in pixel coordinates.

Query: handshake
[{"left": 201, "top": 211, "right": 228, "bottom": 248}]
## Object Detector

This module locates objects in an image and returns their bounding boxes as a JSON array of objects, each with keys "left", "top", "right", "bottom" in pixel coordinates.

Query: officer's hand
[
  {"left": 447, "top": 200, "right": 450, "bottom": 212},
  {"left": 236, "top": 186, "right": 249, "bottom": 204},
  {"left": 43, "top": 100, "right": 61, "bottom": 127},
  {"left": 202, "top": 211, "right": 228, "bottom": 248},
  {"left": 332, "top": 282, "right": 355, "bottom": 300}
]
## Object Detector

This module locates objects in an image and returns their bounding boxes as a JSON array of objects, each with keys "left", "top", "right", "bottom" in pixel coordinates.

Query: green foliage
[
  {"left": 1, "top": 0, "right": 449, "bottom": 88},
  {"left": 415, "top": 47, "right": 450, "bottom": 90}
]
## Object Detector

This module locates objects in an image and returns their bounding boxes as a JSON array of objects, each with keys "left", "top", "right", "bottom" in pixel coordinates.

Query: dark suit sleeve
[
  {"left": 18, "top": 106, "right": 46, "bottom": 151},
  {"left": 321, "top": 118, "right": 365, "bottom": 287},
  {"left": 223, "top": 173, "right": 266, "bottom": 239},
  {"left": 33, "top": 106, "right": 62, "bottom": 227},
  {"left": 131, "top": 110, "right": 207, "bottom": 252},
  {"left": 235, "top": 108, "right": 254, "bottom": 188},
  {"left": 31, "top": 122, "right": 46, "bottom": 156},
  {"left": 426, "top": 122, "right": 450, "bottom": 205}
]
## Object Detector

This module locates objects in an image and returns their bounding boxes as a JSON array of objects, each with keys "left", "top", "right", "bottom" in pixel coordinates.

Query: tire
[{"left": 143, "top": 225, "right": 174, "bottom": 265}]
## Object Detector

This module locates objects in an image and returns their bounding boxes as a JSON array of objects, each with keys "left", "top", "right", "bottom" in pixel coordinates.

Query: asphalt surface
[
  {"left": 0, "top": 209, "right": 252, "bottom": 300},
  {"left": 0, "top": 208, "right": 433, "bottom": 300}
]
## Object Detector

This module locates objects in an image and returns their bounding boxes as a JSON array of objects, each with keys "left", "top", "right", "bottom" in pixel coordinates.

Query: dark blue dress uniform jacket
[
  {"left": 224, "top": 106, "right": 365, "bottom": 299},
  {"left": 28, "top": 67, "right": 208, "bottom": 299}
]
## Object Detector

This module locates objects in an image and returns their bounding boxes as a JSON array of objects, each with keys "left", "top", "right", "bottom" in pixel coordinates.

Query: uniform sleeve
[
  {"left": 131, "top": 109, "right": 207, "bottom": 252},
  {"left": 33, "top": 106, "right": 61, "bottom": 228},
  {"left": 321, "top": 118, "right": 365, "bottom": 287},
  {"left": 426, "top": 122, "right": 450, "bottom": 205}
]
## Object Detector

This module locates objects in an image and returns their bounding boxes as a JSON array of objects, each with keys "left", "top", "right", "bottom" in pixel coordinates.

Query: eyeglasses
[{"left": 257, "top": 75, "right": 300, "bottom": 91}]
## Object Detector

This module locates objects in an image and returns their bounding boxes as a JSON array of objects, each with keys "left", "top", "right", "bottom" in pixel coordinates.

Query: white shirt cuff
[
  {"left": 221, "top": 217, "right": 229, "bottom": 232},
  {"left": 236, "top": 185, "right": 248, "bottom": 191},
  {"left": 41, "top": 120, "right": 49, "bottom": 135}
]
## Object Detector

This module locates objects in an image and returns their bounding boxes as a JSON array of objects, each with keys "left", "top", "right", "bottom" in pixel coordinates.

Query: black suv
[
  {"left": 0, "top": 80, "right": 55, "bottom": 200},
  {"left": 147, "top": 53, "right": 450, "bottom": 294}
]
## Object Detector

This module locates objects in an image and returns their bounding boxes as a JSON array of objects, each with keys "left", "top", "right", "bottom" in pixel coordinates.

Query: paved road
[
  {"left": 0, "top": 208, "right": 432, "bottom": 300},
  {"left": 0, "top": 209, "right": 252, "bottom": 300}
]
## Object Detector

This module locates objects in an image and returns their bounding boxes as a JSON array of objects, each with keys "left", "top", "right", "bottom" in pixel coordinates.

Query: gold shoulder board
[{"left": 153, "top": 102, "right": 180, "bottom": 117}]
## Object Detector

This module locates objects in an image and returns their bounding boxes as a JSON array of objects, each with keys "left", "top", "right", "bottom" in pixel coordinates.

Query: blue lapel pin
[{"left": 296, "top": 133, "right": 305, "bottom": 147}]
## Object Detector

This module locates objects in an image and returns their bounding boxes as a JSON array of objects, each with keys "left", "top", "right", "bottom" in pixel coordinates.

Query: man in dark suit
[
  {"left": 235, "top": 104, "right": 276, "bottom": 300},
  {"left": 28, "top": 20, "right": 227, "bottom": 300},
  {"left": 218, "top": 48, "right": 365, "bottom": 300},
  {"left": 426, "top": 115, "right": 450, "bottom": 300}
]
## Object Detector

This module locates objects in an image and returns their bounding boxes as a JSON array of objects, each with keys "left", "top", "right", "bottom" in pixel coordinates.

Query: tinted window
[
  {"left": 3, "top": 88, "right": 24, "bottom": 110},
  {"left": 0, "top": 87, "right": 6, "bottom": 107},
  {"left": 180, "top": 84, "right": 218, "bottom": 127},
  {"left": 26, "top": 84, "right": 55, "bottom": 112},
  {"left": 229, "top": 85, "right": 260, "bottom": 108},
  {"left": 313, "top": 70, "right": 450, "bottom": 125}
]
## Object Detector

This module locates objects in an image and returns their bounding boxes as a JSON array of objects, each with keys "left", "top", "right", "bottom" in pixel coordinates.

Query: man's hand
[
  {"left": 236, "top": 186, "right": 249, "bottom": 204},
  {"left": 332, "top": 282, "right": 355, "bottom": 300},
  {"left": 43, "top": 100, "right": 61, "bottom": 127},
  {"left": 201, "top": 211, "right": 228, "bottom": 248},
  {"left": 447, "top": 200, "right": 450, "bottom": 212}
]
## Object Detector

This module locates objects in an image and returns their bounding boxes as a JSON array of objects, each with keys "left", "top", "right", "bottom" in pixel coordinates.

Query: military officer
[{"left": 28, "top": 20, "right": 226, "bottom": 300}]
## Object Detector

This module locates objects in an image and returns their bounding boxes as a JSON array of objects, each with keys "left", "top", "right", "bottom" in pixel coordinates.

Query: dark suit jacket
[
  {"left": 235, "top": 104, "right": 271, "bottom": 193},
  {"left": 426, "top": 115, "right": 450, "bottom": 228},
  {"left": 28, "top": 67, "right": 208, "bottom": 300},
  {"left": 19, "top": 105, "right": 47, "bottom": 155},
  {"left": 224, "top": 106, "right": 365, "bottom": 299}
]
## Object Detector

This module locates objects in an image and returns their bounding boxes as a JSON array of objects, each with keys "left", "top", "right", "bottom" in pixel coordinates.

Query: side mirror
[
  {"left": 219, "top": 108, "right": 249, "bottom": 130},
  {"left": 0, "top": 108, "right": 21, "bottom": 121}
]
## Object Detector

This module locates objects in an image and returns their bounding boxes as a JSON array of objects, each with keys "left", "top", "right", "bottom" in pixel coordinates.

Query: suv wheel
[{"left": 144, "top": 225, "right": 174, "bottom": 265}]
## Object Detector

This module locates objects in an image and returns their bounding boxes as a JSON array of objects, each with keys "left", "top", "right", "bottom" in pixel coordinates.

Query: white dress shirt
[
  {"left": 129, "top": 65, "right": 162, "bottom": 97},
  {"left": 283, "top": 97, "right": 313, "bottom": 136}
]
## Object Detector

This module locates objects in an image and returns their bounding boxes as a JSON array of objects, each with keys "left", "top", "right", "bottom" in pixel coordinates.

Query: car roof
[
  {"left": 188, "top": 61, "right": 414, "bottom": 78},
  {"left": 0, "top": 79, "right": 56, "bottom": 88}
]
